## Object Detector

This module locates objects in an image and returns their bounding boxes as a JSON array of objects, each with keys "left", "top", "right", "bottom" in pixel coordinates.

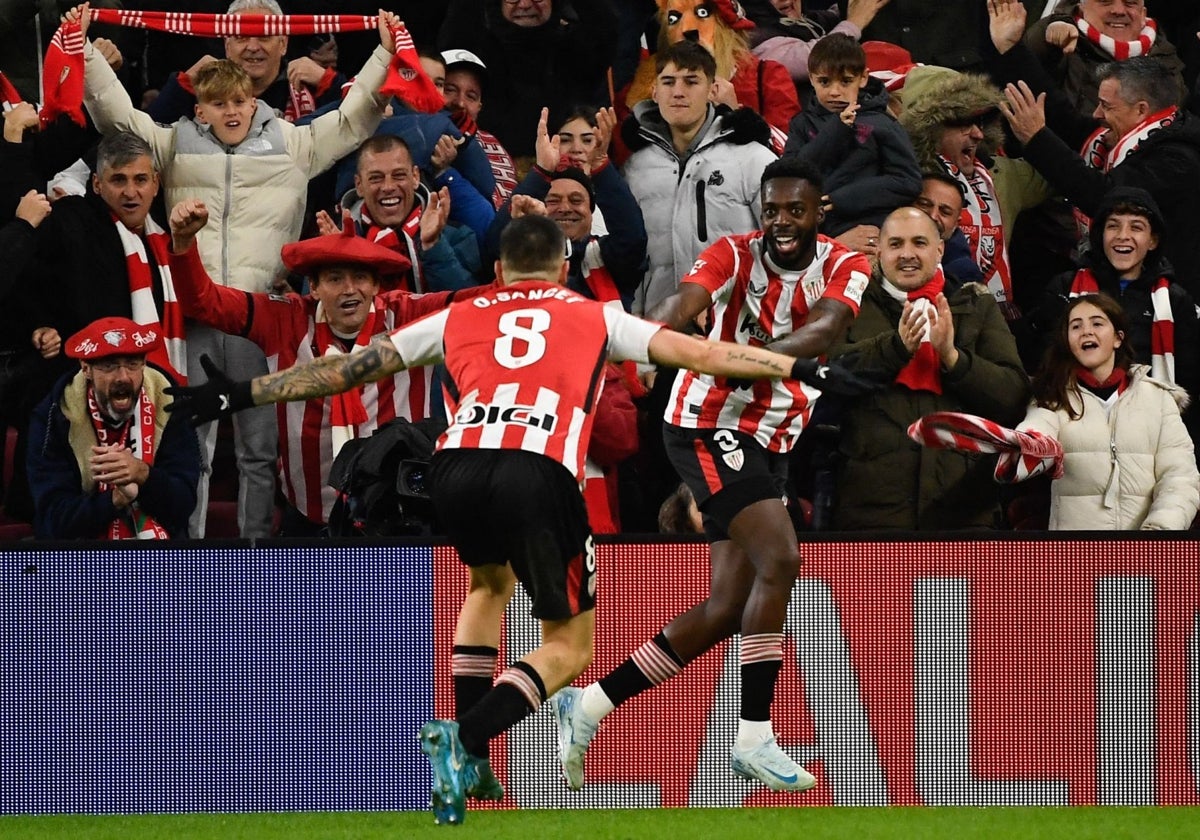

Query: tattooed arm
[
  {"left": 251, "top": 336, "right": 407, "bottom": 406},
  {"left": 167, "top": 336, "right": 410, "bottom": 425}
]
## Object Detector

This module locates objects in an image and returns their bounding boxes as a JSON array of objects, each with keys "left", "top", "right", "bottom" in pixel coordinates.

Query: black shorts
[
  {"left": 663, "top": 424, "right": 789, "bottom": 542},
  {"left": 429, "top": 448, "right": 596, "bottom": 621}
]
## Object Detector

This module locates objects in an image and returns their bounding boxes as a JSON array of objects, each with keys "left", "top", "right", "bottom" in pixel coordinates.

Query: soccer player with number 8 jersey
[{"left": 165, "top": 213, "right": 876, "bottom": 825}]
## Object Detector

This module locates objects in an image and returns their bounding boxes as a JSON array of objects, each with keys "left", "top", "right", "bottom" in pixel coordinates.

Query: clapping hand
[{"left": 164, "top": 355, "right": 254, "bottom": 425}]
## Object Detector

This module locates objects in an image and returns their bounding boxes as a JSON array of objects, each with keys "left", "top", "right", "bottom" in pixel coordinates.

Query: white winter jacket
[
  {"left": 1018, "top": 365, "right": 1199, "bottom": 530},
  {"left": 621, "top": 102, "right": 776, "bottom": 314},
  {"left": 83, "top": 41, "right": 389, "bottom": 293}
]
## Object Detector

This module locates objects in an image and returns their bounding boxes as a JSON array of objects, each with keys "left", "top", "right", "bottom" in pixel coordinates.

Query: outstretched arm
[
  {"left": 167, "top": 338, "right": 408, "bottom": 424},
  {"left": 647, "top": 328, "right": 881, "bottom": 396}
]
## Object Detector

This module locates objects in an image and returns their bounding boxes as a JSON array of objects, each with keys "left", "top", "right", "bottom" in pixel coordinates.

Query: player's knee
[{"left": 754, "top": 543, "right": 802, "bottom": 587}]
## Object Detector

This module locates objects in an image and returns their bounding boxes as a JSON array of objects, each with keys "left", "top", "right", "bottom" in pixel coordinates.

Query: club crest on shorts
[{"left": 722, "top": 449, "right": 744, "bottom": 471}]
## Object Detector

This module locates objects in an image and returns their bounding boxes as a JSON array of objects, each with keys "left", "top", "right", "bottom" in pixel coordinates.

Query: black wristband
[
  {"left": 230, "top": 379, "right": 254, "bottom": 412},
  {"left": 790, "top": 358, "right": 815, "bottom": 381}
]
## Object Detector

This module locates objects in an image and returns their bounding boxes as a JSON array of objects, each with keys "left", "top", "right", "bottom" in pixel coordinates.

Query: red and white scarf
[
  {"left": 40, "top": 20, "right": 86, "bottom": 127},
  {"left": 314, "top": 300, "right": 377, "bottom": 458},
  {"left": 1075, "top": 15, "right": 1157, "bottom": 60},
  {"left": 362, "top": 204, "right": 422, "bottom": 291},
  {"left": 1079, "top": 105, "right": 1177, "bottom": 175},
  {"left": 1069, "top": 268, "right": 1175, "bottom": 383},
  {"left": 88, "top": 387, "right": 169, "bottom": 540},
  {"left": 937, "top": 155, "right": 1014, "bottom": 315},
  {"left": 882, "top": 267, "right": 946, "bottom": 394},
  {"left": 114, "top": 214, "right": 187, "bottom": 383},
  {"left": 907, "top": 411, "right": 1064, "bottom": 483},
  {"left": 86, "top": 10, "right": 443, "bottom": 114}
]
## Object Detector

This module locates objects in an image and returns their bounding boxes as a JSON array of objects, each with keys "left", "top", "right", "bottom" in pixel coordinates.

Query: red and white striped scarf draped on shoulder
[
  {"left": 1068, "top": 268, "right": 1176, "bottom": 383},
  {"left": 936, "top": 155, "right": 1015, "bottom": 317},
  {"left": 113, "top": 214, "right": 187, "bottom": 383}
]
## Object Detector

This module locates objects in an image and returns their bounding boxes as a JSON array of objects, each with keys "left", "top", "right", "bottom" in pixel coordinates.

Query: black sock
[
  {"left": 598, "top": 631, "right": 685, "bottom": 707},
  {"left": 457, "top": 661, "right": 546, "bottom": 757},
  {"left": 740, "top": 659, "right": 783, "bottom": 721},
  {"left": 452, "top": 644, "right": 497, "bottom": 758}
]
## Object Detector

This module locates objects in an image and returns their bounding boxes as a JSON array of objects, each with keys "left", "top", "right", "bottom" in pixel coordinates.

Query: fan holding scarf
[{"left": 825, "top": 207, "right": 1030, "bottom": 530}]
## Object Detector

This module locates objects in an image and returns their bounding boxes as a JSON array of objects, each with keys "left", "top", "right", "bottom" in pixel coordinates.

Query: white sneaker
[
  {"left": 730, "top": 737, "right": 817, "bottom": 792},
  {"left": 552, "top": 686, "right": 600, "bottom": 790}
]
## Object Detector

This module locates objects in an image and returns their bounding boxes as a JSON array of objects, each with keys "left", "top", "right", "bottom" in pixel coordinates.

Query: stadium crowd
[{"left": 1, "top": 0, "right": 1199, "bottom": 541}]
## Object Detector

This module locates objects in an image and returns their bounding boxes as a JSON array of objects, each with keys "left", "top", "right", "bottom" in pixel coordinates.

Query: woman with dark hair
[{"left": 1018, "top": 292, "right": 1198, "bottom": 530}]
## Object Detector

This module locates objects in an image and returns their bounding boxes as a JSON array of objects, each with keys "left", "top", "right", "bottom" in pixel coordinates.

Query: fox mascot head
[{"left": 657, "top": 0, "right": 754, "bottom": 80}]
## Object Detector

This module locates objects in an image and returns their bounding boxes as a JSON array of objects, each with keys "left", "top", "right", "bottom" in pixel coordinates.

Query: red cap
[
  {"left": 711, "top": 0, "right": 756, "bottom": 31},
  {"left": 66, "top": 317, "right": 162, "bottom": 360},
  {"left": 281, "top": 213, "right": 413, "bottom": 288}
]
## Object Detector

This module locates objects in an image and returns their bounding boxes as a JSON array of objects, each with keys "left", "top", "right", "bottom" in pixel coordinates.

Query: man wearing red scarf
[
  {"left": 166, "top": 198, "right": 471, "bottom": 536},
  {"left": 27, "top": 317, "right": 200, "bottom": 539},
  {"left": 826, "top": 207, "right": 1030, "bottom": 531}
]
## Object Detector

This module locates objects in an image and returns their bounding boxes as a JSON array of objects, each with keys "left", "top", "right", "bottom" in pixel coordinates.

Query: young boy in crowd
[
  {"left": 75, "top": 3, "right": 402, "bottom": 538},
  {"left": 782, "top": 33, "right": 922, "bottom": 238}
]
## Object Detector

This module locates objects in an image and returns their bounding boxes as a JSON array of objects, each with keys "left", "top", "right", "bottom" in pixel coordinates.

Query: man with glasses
[
  {"left": 27, "top": 317, "right": 201, "bottom": 540},
  {"left": 900, "top": 66, "right": 1053, "bottom": 321}
]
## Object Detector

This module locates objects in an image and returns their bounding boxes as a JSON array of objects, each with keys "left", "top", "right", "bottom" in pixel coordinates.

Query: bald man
[{"left": 825, "top": 207, "right": 1031, "bottom": 531}]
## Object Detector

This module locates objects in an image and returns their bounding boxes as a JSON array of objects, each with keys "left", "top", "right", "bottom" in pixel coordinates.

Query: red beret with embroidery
[
  {"left": 282, "top": 212, "right": 413, "bottom": 288},
  {"left": 66, "top": 317, "right": 162, "bottom": 360}
]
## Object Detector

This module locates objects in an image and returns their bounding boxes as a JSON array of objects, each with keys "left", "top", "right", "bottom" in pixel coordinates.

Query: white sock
[
  {"left": 579, "top": 682, "right": 616, "bottom": 720},
  {"left": 735, "top": 718, "right": 775, "bottom": 751}
]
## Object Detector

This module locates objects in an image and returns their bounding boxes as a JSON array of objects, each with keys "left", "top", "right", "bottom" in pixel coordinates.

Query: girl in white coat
[{"left": 1020, "top": 293, "right": 1199, "bottom": 530}]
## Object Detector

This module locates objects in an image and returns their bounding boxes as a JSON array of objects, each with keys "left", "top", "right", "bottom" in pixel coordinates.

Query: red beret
[
  {"left": 711, "top": 0, "right": 756, "bottom": 31},
  {"left": 282, "top": 213, "right": 413, "bottom": 289},
  {"left": 66, "top": 317, "right": 162, "bottom": 360}
]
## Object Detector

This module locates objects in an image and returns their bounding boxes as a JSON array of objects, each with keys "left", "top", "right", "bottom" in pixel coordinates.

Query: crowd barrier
[{"left": 2, "top": 534, "right": 1197, "bottom": 813}]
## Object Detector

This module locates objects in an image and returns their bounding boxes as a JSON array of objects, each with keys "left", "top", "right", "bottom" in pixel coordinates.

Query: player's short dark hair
[
  {"left": 808, "top": 33, "right": 867, "bottom": 77},
  {"left": 500, "top": 215, "right": 566, "bottom": 276},
  {"left": 655, "top": 40, "right": 717, "bottom": 81},
  {"left": 355, "top": 133, "right": 414, "bottom": 171},
  {"left": 762, "top": 156, "right": 824, "bottom": 193}
]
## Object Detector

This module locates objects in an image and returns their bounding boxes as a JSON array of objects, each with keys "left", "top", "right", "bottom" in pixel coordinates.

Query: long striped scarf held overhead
[
  {"left": 1069, "top": 269, "right": 1175, "bottom": 384},
  {"left": 907, "top": 411, "right": 1064, "bottom": 483},
  {"left": 85, "top": 9, "right": 444, "bottom": 113},
  {"left": 113, "top": 215, "right": 187, "bottom": 384},
  {"left": 1075, "top": 15, "right": 1157, "bottom": 60}
]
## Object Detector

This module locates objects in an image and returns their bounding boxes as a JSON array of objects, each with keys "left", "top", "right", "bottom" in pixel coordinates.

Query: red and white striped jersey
[
  {"left": 389, "top": 281, "right": 661, "bottom": 484},
  {"left": 665, "top": 232, "right": 869, "bottom": 452}
]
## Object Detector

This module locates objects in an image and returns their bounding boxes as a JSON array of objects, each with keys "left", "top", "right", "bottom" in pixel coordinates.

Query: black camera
[{"left": 396, "top": 459, "right": 431, "bottom": 500}]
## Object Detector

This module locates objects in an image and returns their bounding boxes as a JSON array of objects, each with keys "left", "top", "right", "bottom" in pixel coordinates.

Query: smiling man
[
  {"left": 165, "top": 198, "right": 471, "bottom": 535},
  {"left": 825, "top": 206, "right": 1029, "bottom": 531},
  {"left": 553, "top": 157, "right": 868, "bottom": 794},
  {"left": 27, "top": 317, "right": 201, "bottom": 540}
]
